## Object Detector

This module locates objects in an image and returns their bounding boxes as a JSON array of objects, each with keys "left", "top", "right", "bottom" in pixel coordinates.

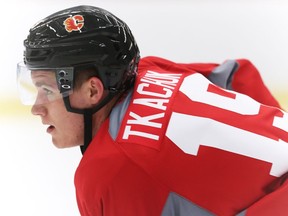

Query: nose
[
  {"left": 31, "top": 92, "right": 48, "bottom": 116},
  {"left": 31, "top": 103, "right": 47, "bottom": 116}
]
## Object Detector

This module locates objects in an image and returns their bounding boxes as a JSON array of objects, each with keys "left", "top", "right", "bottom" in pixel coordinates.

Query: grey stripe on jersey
[
  {"left": 109, "top": 90, "right": 133, "bottom": 140},
  {"left": 208, "top": 59, "right": 239, "bottom": 90},
  {"left": 161, "top": 192, "right": 215, "bottom": 216}
]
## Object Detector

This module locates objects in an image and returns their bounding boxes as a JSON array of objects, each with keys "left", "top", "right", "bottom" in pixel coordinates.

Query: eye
[
  {"left": 43, "top": 87, "right": 53, "bottom": 95},
  {"left": 39, "top": 85, "right": 59, "bottom": 97}
]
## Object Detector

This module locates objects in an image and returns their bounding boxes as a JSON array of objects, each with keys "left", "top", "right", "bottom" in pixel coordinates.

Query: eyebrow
[{"left": 34, "top": 81, "right": 57, "bottom": 89}]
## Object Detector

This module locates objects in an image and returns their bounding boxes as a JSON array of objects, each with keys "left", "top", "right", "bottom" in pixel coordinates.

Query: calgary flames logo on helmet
[{"left": 63, "top": 15, "right": 85, "bottom": 32}]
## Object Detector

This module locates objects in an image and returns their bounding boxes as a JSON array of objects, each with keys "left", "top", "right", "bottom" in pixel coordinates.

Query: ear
[{"left": 87, "top": 77, "right": 104, "bottom": 105}]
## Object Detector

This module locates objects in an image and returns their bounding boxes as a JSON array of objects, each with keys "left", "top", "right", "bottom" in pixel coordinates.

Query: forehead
[
  {"left": 31, "top": 70, "right": 55, "bottom": 78},
  {"left": 31, "top": 70, "right": 56, "bottom": 84}
]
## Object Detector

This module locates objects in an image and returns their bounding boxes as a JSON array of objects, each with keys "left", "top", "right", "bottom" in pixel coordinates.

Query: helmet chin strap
[
  {"left": 82, "top": 110, "right": 93, "bottom": 154},
  {"left": 62, "top": 91, "right": 118, "bottom": 154}
]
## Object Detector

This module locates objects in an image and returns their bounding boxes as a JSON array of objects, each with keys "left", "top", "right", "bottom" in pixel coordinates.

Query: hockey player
[{"left": 17, "top": 5, "right": 288, "bottom": 216}]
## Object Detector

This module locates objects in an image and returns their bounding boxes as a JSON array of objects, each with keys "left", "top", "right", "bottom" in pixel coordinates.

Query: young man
[{"left": 17, "top": 5, "right": 288, "bottom": 216}]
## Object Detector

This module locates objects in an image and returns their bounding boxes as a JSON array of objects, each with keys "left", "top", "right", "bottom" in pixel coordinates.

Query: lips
[{"left": 46, "top": 125, "right": 55, "bottom": 133}]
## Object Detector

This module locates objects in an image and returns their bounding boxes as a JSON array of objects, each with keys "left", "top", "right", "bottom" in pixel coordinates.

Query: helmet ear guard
[{"left": 56, "top": 68, "right": 74, "bottom": 95}]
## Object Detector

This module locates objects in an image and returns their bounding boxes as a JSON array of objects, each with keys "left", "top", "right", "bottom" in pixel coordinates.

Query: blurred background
[{"left": 1, "top": 0, "right": 288, "bottom": 215}]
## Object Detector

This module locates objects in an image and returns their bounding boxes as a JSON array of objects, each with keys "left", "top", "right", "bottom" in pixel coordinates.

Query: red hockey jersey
[{"left": 75, "top": 56, "right": 288, "bottom": 216}]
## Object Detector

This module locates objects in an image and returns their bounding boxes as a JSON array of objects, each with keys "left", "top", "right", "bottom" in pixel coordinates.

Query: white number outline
[{"left": 166, "top": 73, "right": 288, "bottom": 177}]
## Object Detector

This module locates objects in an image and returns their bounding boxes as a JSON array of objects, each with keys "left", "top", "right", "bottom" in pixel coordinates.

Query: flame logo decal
[{"left": 63, "top": 15, "right": 84, "bottom": 33}]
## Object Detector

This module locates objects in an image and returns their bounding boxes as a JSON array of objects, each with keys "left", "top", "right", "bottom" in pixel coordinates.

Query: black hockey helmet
[
  {"left": 18, "top": 5, "right": 140, "bottom": 153},
  {"left": 23, "top": 5, "right": 140, "bottom": 96}
]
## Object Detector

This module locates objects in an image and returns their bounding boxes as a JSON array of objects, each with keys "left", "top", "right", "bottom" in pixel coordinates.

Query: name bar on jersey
[{"left": 118, "top": 70, "right": 183, "bottom": 150}]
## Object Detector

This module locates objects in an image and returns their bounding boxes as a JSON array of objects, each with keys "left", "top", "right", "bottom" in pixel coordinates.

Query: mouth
[{"left": 46, "top": 125, "right": 55, "bottom": 134}]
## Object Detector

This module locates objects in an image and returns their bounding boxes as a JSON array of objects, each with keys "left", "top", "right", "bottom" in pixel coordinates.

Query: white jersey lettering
[
  {"left": 137, "top": 83, "right": 172, "bottom": 98},
  {"left": 141, "top": 71, "right": 181, "bottom": 89},
  {"left": 122, "top": 70, "right": 182, "bottom": 141},
  {"left": 123, "top": 125, "right": 159, "bottom": 140},
  {"left": 133, "top": 98, "right": 169, "bottom": 111},
  {"left": 127, "top": 112, "right": 164, "bottom": 128}
]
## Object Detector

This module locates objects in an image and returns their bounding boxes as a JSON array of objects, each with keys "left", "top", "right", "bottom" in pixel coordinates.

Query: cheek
[
  {"left": 50, "top": 99, "right": 85, "bottom": 147},
  {"left": 65, "top": 113, "right": 84, "bottom": 137},
  {"left": 55, "top": 113, "right": 84, "bottom": 148},
  {"left": 70, "top": 115, "right": 84, "bottom": 133},
  {"left": 69, "top": 90, "right": 90, "bottom": 109}
]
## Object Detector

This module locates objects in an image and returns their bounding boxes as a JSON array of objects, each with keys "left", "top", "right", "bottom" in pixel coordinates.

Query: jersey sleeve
[{"left": 243, "top": 175, "right": 288, "bottom": 216}]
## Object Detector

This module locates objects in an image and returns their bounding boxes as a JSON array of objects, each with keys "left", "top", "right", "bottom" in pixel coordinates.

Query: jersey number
[{"left": 166, "top": 73, "right": 288, "bottom": 177}]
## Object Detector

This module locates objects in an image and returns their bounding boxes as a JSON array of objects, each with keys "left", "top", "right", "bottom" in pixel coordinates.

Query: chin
[
  {"left": 53, "top": 140, "right": 82, "bottom": 149},
  {"left": 52, "top": 142, "right": 66, "bottom": 149},
  {"left": 52, "top": 139, "right": 71, "bottom": 148},
  {"left": 54, "top": 143, "right": 80, "bottom": 149}
]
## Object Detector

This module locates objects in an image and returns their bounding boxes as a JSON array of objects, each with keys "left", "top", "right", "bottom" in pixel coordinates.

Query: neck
[{"left": 91, "top": 94, "right": 121, "bottom": 137}]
